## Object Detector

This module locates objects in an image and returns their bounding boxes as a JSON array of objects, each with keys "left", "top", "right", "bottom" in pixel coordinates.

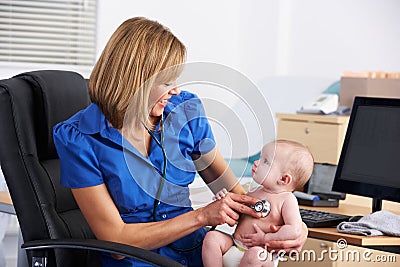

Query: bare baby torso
[{"left": 233, "top": 188, "right": 292, "bottom": 243}]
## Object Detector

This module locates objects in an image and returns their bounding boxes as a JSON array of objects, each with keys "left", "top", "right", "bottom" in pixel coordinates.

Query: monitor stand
[{"left": 372, "top": 198, "right": 382, "bottom": 213}]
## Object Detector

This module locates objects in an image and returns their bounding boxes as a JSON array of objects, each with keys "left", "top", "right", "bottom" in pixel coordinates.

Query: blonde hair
[
  {"left": 89, "top": 17, "right": 186, "bottom": 129},
  {"left": 275, "top": 140, "right": 314, "bottom": 189}
]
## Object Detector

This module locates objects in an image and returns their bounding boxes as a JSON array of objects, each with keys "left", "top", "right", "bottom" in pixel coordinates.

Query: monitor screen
[{"left": 333, "top": 97, "right": 400, "bottom": 211}]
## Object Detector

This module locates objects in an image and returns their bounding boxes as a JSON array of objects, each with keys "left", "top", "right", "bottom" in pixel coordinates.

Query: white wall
[
  {"left": 1, "top": 0, "right": 400, "bottom": 115},
  {"left": 235, "top": 0, "right": 400, "bottom": 114},
  {"left": 96, "top": 0, "right": 242, "bottom": 68},
  {"left": 94, "top": 0, "right": 400, "bottom": 123},
  {"left": 1, "top": 2, "right": 400, "bottom": 263}
]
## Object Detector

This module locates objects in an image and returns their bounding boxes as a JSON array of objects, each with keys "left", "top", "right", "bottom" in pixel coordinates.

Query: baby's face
[{"left": 253, "top": 143, "right": 282, "bottom": 187}]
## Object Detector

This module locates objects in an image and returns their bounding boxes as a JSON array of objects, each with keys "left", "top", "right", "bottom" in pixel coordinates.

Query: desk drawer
[
  {"left": 279, "top": 238, "right": 333, "bottom": 267},
  {"left": 277, "top": 119, "right": 347, "bottom": 165},
  {"left": 280, "top": 237, "right": 399, "bottom": 267}
]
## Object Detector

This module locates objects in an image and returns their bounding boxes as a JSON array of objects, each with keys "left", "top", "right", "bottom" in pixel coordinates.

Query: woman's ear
[{"left": 279, "top": 173, "right": 292, "bottom": 185}]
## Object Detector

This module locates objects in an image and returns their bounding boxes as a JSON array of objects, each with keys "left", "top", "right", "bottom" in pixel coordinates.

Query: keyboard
[{"left": 300, "top": 208, "right": 351, "bottom": 228}]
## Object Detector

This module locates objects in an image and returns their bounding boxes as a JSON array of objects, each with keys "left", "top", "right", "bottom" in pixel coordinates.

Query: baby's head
[{"left": 252, "top": 140, "right": 314, "bottom": 192}]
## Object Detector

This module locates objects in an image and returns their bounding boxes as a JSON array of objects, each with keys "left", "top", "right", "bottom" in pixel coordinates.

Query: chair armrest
[{"left": 22, "top": 238, "right": 184, "bottom": 267}]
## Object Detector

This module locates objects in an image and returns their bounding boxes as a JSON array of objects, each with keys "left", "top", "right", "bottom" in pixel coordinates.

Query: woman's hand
[
  {"left": 264, "top": 222, "right": 308, "bottom": 253},
  {"left": 196, "top": 192, "right": 261, "bottom": 227}
]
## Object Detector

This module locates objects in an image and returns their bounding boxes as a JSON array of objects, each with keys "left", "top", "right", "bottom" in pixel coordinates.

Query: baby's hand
[
  {"left": 241, "top": 223, "right": 266, "bottom": 248},
  {"left": 212, "top": 188, "right": 228, "bottom": 201}
]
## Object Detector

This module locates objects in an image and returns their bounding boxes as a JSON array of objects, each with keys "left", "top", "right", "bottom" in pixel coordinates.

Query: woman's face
[{"left": 149, "top": 80, "right": 180, "bottom": 117}]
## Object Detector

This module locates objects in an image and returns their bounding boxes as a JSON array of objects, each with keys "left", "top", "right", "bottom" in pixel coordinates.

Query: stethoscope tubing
[{"left": 142, "top": 116, "right": 203, "bottom": 252}]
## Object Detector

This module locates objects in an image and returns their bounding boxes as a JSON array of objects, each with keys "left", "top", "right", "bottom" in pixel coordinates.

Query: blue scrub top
[{"left": 53, "top": 91, "right": 215, "bottom": 266}]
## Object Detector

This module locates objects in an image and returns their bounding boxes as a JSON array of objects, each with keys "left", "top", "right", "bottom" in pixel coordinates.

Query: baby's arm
[{"left": 264, "top": 193, "right": 303, "bottom": 242}]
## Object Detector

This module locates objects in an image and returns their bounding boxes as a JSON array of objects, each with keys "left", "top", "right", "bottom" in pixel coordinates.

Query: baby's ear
[{"left": 279, "top": 173, "right": 292, "bottom": 185}]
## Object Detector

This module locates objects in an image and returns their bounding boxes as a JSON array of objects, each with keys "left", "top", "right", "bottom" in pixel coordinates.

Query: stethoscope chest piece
[{"left": 253, "top": 199, "right": 271, "bottom": 217}]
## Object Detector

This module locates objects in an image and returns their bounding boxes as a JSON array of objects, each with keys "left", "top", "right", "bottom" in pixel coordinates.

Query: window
[{"left": 0, "top": 0, "right": 97, "bottom": 66}]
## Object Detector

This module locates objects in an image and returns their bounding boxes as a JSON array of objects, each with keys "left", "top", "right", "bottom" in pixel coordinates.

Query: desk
[
  {"left": 190, "top": 181, "right": 400, "bottom": 249},
  {"left": 276, "top": 112, "right": 399, "bottom": 265},
  {"left": 276, "top": 113, "right": 349, "bottom": 165},
  {"left": 278, "top": 203, "right": 400, "bottom": 267},
  {"left": 0, "top": 191, "right": 14, "bottom": 215},
  {"left": 301, "top": 203, "right": 400, "bottom": 247},
  {"left": 0, "top": 191, "right": 28, "bottom": 267}
]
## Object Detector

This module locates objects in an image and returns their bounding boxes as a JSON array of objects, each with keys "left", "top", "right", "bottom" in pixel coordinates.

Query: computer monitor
[{"left": 333, "top": 96, "right": 400, "bottom": 212}]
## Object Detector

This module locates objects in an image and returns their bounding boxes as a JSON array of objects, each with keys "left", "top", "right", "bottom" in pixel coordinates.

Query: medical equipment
[
  {"left": 142, "top": 116, "right": 203, "bottom": 252},
  {"left": 251, "top": 200, "right": 271, "bottom": 218}
]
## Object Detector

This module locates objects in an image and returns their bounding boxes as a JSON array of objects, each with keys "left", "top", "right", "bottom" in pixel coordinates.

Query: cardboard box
[{"left": 339, "top": 77, "right": 400, "bottom": 107}]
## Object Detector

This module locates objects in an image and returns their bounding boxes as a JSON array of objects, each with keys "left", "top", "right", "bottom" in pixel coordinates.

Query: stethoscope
[
  {"left": 251, "top": 200, "right": 271, "bottom": 218},
  {"left": 142, "top": 116, "right": 271, "bottom": 251},
  {"left": 142, "top": 115, "right": 203, "bottom": 252}
]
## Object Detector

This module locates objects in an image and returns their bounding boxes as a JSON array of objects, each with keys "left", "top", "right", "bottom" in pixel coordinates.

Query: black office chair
[{"left": 0, "top": 70, "right": 183, "bottom": 267}]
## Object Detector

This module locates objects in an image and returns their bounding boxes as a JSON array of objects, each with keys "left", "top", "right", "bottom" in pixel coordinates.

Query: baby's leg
[
  {"left": 202, "top": 230, "right": 233, "bottom": 267},
  {"left": 239, "top": 246, "right": 275, "bottom": 267}
]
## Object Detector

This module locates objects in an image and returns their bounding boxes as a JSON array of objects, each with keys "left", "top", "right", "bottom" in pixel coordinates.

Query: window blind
[{"left": 0, "top": 0, "right": 97, "bottom": 66}]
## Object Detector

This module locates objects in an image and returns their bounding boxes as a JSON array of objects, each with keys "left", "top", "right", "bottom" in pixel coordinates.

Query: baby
[{"left": 202, "top": 140, "right": 314, "bottom": 267}]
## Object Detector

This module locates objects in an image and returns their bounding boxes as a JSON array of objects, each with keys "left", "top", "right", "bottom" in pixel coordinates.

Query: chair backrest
[{"left": 0, "top": 70, "right": 100, "bottom": 266}]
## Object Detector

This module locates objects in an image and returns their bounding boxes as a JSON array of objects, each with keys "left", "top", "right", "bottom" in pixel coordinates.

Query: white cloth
[
  {"left": 337, "top": 210, "right": 400, "bottom": 236},
  {"left": 223, "top": 243, "right": 245, "bottom": 267},
  {"left": 222, "top": 238, "right": 279, "bottom": 267}
]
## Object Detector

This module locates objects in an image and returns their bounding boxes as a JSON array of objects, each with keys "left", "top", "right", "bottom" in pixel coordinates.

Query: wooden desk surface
[
  {"left": 302, "top": 203, "right": 400, "bottom": 246},
  {"left": 0, "top": 191, "right": 12, "bottom": 205},
  {"left": 276, "top": 112, "right": 350, "bottom": 124},
  {"left": 0, "top": 191, "right": 15, "bottom": 215}
]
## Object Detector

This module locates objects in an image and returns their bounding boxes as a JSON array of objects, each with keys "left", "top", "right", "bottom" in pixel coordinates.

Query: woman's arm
[
  {"left": 72, "top": 183, "right": 259, "bottom": 250},
  {"left": 266, "top": 223, "right": 308, "bottom": 253},
  {"left": 192, "top": 147, "right": 246, "bottom": 195},
  {"left": 72, "top": 184, "right": 203, "bottom": 250}
]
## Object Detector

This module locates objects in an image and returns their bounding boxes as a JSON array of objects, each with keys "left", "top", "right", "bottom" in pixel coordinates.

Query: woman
[{"left": 54, "top": 17, "right": 306, "bottom": 266}]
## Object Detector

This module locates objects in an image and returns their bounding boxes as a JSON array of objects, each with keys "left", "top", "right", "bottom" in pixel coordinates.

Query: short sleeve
[
  {"left": 53, "top": 122, "right": 103, "bottom": 188},
  {"left": 182, "top": 92, "right": 216, "bottom": 155}
]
